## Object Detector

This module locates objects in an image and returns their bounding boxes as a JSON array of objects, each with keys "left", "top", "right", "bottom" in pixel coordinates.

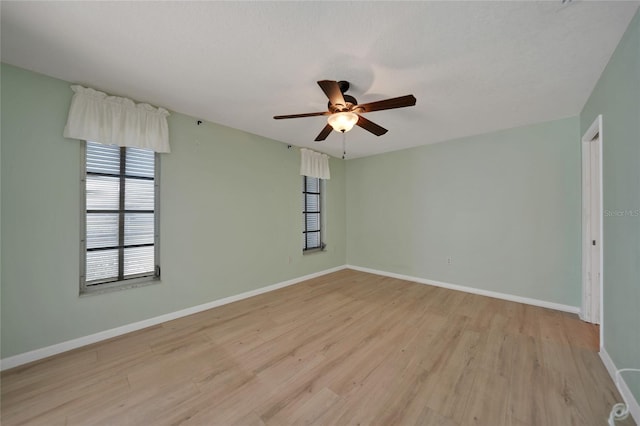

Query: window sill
[
  {"left": 303, "top": 246, "right": 327, "bottom": 255},
  {"left": 80, "top": 276, "right": 161, "bottom": 297}
]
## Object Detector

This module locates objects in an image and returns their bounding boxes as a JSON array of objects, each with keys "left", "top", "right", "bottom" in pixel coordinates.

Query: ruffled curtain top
[
  {"left": 64, "top": 85, "right": 171, "bottom": 153},
  {"left": 300, "top": 148, "right": 330, "bottom": 179}
]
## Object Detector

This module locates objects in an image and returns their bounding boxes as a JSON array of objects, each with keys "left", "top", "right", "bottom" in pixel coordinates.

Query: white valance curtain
[
  {"left": 300, "top": 148, "right": 330, "bottom": 180},
  {"left": 63, "top": 85, "right": 171, "bottom": 153}
]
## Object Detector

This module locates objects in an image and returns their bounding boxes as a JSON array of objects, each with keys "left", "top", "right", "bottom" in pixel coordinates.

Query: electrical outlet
[{"left": 447, "top": 257, "right": 453, "bottom": 265}]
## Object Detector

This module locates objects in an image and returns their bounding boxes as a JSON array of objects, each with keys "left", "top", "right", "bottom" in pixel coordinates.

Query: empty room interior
[{"left": 1, "top": 1, "right": 639, "bottom": 425}]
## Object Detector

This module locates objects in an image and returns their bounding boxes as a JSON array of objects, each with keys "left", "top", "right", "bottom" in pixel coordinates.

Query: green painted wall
[
  {"left": 346, "top": 117, "right": 581, "bottom": 307},
  {"left": 580, "top": 10, "right": 640, "bottom": 401},
  {"left": 0, "top": 63, "right": 346, "bottom": 358}
]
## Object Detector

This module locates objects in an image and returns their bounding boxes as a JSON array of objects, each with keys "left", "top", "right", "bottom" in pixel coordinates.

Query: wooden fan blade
[
  {"left": 356, "top": 95, "right": 416, "bottom": 113},
  {"left": 314, "top": 124, "right": 333, "bottom": 141},
  {"left": 356, "top": 115, "right": 388, "bottom": 136},
  {"left": 274, "top": 111, "right": 329, "bottom": 119},
  {"left": 318, "top": 80, "right": 347, "bottom": 108}
]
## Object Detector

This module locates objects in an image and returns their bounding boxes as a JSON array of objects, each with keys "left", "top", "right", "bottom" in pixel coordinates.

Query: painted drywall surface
[
  {"left": 0, "top": 63, "right": 346, "bottom": 358},
  {"left": 346, "top": 117, "right": 581, "bottom": 307},
  {"left": 580, "top": 10, "right": 640, "bottom": 401}
]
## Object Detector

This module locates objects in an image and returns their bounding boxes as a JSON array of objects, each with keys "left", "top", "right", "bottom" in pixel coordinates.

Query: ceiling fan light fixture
[
  {"left": 328, "top": 111, "right": 358, "bottom": 133},
  {"left": 274, "top": 80, "right": 416, "bottom": 141}
]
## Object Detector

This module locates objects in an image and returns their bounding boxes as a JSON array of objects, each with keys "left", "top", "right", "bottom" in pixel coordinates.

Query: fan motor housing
[
  {"left": 327, "top": 80, "right": 357, "bottom": 112},
  {"left": 328, "top": 94, "right": 358, "bottom": 113}
]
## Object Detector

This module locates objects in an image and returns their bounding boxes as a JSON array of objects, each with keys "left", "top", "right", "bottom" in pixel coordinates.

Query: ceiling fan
[{"left": 274, "top": 80, "right": 417, "bottom": 141}]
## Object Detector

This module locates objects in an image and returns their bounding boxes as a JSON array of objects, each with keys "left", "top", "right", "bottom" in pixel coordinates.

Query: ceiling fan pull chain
[{"left": 342, "top": 132, "right": 346, "bottom": 159}]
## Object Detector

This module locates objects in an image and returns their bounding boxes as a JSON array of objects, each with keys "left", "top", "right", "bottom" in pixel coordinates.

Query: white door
[{"left": 581, "top": 115, "right": 602, "bottom": 326}]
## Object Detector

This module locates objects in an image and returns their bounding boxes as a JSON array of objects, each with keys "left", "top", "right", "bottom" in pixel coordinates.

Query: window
[
  {"left": 303, "top": 176, "right": 324, "bottom": 251},
  {"left": 81, "top": 141, "right": 159, "bottom": 293}
]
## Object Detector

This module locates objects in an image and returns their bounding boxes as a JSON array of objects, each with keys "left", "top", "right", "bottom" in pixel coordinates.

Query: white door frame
[{"left": 581, "top": 115, "right": 603, "bottom": 336}]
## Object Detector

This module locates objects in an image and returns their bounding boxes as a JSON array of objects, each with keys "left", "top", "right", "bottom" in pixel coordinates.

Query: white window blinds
[
  {"left": 83, "top": 142, "right": 158, "bottom": 289},
  {"left": 303, "top": 176, "right": 323, "bottom": 251}
]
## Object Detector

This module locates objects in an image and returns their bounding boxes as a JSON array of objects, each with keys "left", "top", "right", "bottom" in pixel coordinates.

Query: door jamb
[{"left": 581, "top": 114, "right": 604, "bottom": 347}]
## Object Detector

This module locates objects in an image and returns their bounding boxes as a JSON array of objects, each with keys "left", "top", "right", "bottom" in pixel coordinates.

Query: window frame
[
  {"left": 303, "top": 176, "right": 325, "bottom": 253},
  {"left": 79, "top": 141, "right": 161, "bottom": 295}
]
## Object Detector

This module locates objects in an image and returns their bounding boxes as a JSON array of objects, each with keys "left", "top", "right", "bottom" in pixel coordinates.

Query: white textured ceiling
[{"left": 1, "top": 1, "right": 638, "bottom": 158}]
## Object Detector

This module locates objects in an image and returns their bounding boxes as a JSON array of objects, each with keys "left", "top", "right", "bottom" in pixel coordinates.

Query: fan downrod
[{"left": 337, "top": 80, "right": 350, "bottom": 93}]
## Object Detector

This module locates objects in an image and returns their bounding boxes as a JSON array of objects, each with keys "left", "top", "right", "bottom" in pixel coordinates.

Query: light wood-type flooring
[{"left": 1, "top": 269, "right": 633, "bottom": 425}]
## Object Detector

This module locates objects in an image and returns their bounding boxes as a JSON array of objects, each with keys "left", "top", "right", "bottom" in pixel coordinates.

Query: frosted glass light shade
[{"left": 328, "top": 112, "right": 358, "bottom": 133}]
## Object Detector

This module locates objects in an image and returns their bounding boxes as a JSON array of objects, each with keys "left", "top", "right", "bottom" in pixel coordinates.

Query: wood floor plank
[
  {"left": 460, "top": 367, "right": 509, "bottom": 426},
  {"left": 1, "top": 270, "right": 633, "bottom": 426}
]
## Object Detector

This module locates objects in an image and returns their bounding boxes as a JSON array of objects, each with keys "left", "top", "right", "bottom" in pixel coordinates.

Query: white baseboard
[
  {"left": 600, "top": 348, "right": 640, "bottom": 424},
  {"left": 346, "top": 264, "right": 580, "bottom": 314},
  {"left": 0, "top": 265, "right": 347, "bottom": 371}
]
